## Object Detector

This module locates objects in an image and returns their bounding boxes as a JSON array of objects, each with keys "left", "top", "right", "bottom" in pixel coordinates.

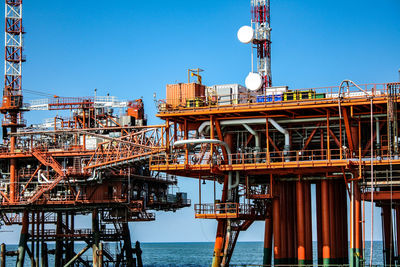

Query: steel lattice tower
[
  {"left": 1, "top": 0, "right": 24, "bottom": 128},
  {"left": 251, "top": 0, "right": 271, "bottom": 88}
]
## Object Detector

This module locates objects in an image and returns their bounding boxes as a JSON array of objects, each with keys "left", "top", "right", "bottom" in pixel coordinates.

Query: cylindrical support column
[
  {"left": 316, "top": 182, "right": 323, "bottom": 265},
  {"left": 263, "top": 217, "right": 273, "bottom": 265},
  {"left": 16, "top": 211, "right": 29, "bottom": 267},
  {"left": 296, "top": 181, "right": 306, "bottom": 265},
  {"left": 1, "top": 243, "right": 5, "bottom": 267},
  {"left": 98, "top": 243, "right": 103, "bottom": 267},
  {"left": 341, "top": 182, "right": 349, "bottom": 265},
  {"left": 354, "top": 182, "right": 362, "bottom": 267},
  {"left": 212, "top": 221, "right": 226, "bottom": 267},
  {"left": 280, "top": 182, "right": 288, "bottom": 264},
  {"left": 382, "top": 205, "right": 394, "bottom": 266},
  {"left": 321, "top": 180, "right": 331, "bottom": 266},
  {"left": 287, "top": 183, "right": 295, "bottom": 264},
  {"left": 55, "top": 212, "right": 63, "bottom": 266},
  {"left": 41, "top": 242, "right": 48, "bottom": 267},
  {"left": 304, "top": 182, "right": 313, "bottom": 265},
  {"left": 273, "top": 187, "right": 282, "bottom": 265},
  {"left": 329, "top": 181, "right": 336, "bottom": 264}
]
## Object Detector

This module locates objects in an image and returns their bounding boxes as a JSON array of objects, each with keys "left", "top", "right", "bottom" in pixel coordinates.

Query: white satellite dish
[
  {"left": 237, "top": 26, "right": 254, "bottom": 44},
  {"left": 245, "top": 72, "right": 263, "bottom": 91}
]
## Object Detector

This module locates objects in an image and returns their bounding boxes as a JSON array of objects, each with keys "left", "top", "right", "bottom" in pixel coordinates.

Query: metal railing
[
  {"left": 157, "top": 82, "right": 395, "bottom": 112},
  {"left": 194, "top": 203, "right": 259, "bottom": 217}
]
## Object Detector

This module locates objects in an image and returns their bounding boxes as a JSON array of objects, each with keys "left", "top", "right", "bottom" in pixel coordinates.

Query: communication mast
[
  {"left": 0, "top": 0, "right": 24, "bottom": 204},
  {"left": 251, "top": 0, "right": 271, "bottom": 88},
  {"left": 238, "top": 0, "right": 271, "bottom": 91},
  {"left": 1, "top": 0, "right": 25, "bottom": 130}
]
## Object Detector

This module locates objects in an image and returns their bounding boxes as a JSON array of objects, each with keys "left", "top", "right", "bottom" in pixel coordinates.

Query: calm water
[{"left": 3, "top": 241, "right": 384, "bottom": 266}]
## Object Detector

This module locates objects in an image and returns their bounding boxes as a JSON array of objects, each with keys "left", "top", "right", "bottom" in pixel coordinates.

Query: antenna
[{"left": 238, "top": 0, "right": 272, "bottom": 91}]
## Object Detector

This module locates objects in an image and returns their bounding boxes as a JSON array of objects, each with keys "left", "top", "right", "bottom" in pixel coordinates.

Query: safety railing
[
  {"left": 157, "top": 82, "right": 395, "bottom": 112},
  {"left": 194, "top": 203, "right": 261, "bottom": 219},
  {"left": 151, "top": 146, "right": 398, "bottom": 170}
]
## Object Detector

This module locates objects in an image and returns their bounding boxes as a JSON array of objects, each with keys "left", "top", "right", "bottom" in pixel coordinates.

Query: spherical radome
[
  {"left": 237, "top": 26, "right": 254, "bottom": 44},
  {"left": 245, "top": 72, "right": 263, "bottom": 91}
]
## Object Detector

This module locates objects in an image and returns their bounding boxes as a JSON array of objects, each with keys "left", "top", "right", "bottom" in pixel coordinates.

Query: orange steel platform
[{"left": 149, "top": 81, "right": 400, "bottom": 266}]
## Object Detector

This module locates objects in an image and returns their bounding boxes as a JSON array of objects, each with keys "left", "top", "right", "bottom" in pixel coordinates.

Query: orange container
[{"left": 166, "top": 83, "right": 205, "bottom": 107}]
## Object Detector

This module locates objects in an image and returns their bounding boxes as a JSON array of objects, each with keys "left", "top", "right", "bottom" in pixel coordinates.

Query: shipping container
[
  {"left": 315, "top": 93, "right": 326, "bottom": 99},
  {"left": 298, "top": 90, "right": 315, "bottom": 100},
  {"left": 209, "top": 84, "right": 251, "bottom": 105},
  {"left": 166, "top": 83, "right": 205, "bottom": 107},
  {"left": 265, "top": 86, "right": 288, "bottom": 95},
  {"left": 283, "top": 91, "right": 297, "bottom": 101},
  {"left": 186, "top": 98, "right": 204, "bottom": 108},
  {"left": 256, "top": 94, "right": 283, "bottom": 103}
]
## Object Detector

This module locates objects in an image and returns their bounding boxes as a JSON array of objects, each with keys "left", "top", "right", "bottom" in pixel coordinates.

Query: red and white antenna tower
[
  {"left": 1, "top": 0, "right": 25, "bottom": 132},
  {"left": 0, "top": 0, "right": 25, "bottom": 203},
  {"left": 238, "top": 0, "right": 271, "bottom": 91},
  {"left": 251, "top": 0, "right": 271, "bottom": 88}
]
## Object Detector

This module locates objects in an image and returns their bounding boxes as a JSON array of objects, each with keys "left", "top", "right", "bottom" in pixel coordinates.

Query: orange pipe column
[
  {"left": 354, "top": 182, "right": 362, "bottom": 266},
  {"left": 273, "top": 181, "right": 282, "bottom": 265},
  {"left": 263, "top": 217, "right": 273, "bottom": 265},
  {"left": 321, "top": 179, "right": 331, "bottom": 265},
  {"left": 296, "top": 181, "right": 306, "bottom": 265},
  {"left": 329, "top": 181, "right": 336, "bottom": 263},
  {"left": 287, "top": 183, "right": 295, "bottom": 264},
  {"left": 9, "top": 135, "right": 16, "bottom": 203},
  {"left": 336, "top": 182, "right": 343, "bottom": 264},
  {"left": 304, "top": 181, "right": 313, "bottom": 265},
  {"left": 382, "top": 205, "right": 394, "bottom": 266},
  {"left": 280, "top": 182, "right": 288, "bottom": 264},
  {"left": 342, "top": 182, "right": 349, "bottom": 264},
  {"left": 316, "top": 182, "right": 323, "bottom": 265}
]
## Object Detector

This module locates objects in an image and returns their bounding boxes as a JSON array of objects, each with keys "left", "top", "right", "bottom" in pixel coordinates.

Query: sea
[{"left": 2, "top": 241, "right": 385, "bottom": 266}]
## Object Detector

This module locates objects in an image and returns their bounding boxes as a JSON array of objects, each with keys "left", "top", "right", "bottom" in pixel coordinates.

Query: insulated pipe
[
  {"left": 173, "top": 139, "right": 231, "bottom": 164},
  {"left": 197, "top": 114, "right": 387, "bottom": 136},
  {"left": 268, "top": 118, "right": 290, "bottom": 153},
  {"left": 198, "top": 118, "right": 290, "bottom": 152},
  {"left": 242, "top": 124, "right": 260, "bottom": 151},
  {"left": 174, "top": 139, "right": 238, "bottom": 198}
]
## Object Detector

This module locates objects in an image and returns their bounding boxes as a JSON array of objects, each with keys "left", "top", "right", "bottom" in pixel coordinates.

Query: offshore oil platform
[
  {"left": 0, "top": 0, "right": 399, "bottom": 267},
  {"left": 0, "top": 0, "right": 190, "bottom": 266}
]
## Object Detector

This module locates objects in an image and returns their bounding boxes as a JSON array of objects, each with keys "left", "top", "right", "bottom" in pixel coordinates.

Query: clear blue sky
[{"left": 1, "top": 0, "right": 400, "bottom": 244}]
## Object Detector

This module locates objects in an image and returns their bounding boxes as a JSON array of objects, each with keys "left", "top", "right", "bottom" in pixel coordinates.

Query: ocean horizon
[{"left": 1, "top": 241, "right": 385, "bottom": 266}]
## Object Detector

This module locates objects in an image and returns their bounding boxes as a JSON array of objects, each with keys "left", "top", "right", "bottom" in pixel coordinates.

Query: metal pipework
[
  {"left": 198, "top": 118, "right": 290, "bottom": 153},
  {"left": 173, "top": 139, "right": 232, "bottom": 164},
  {"left": 173, "top": 139, "right": 239, "bottom": 199},
  {"left": 243, "top": 124, "right": 260, "bottom": 152}
]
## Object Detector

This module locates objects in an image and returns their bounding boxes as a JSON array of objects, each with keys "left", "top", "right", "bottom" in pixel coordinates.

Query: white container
[
  {"left": 210, "top": 84, "right": 259, "bottom": 105},
  {"left": 265, "top": 86, "right": 288, "bottom": 95}
]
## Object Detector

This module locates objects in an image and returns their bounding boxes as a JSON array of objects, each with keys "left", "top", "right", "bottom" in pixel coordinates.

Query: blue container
[
  {"left": 256, "top": 95, "right": 266, "bottom": 103},
  {"left": 274, "top": 94, "right": 283, "bottom": 102}
]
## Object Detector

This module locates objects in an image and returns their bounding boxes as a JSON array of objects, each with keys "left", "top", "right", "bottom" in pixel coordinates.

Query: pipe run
[
  {"left": 243, "top": 124, "right": 260, "bottom": 152},
  {"left": 198, "top": 118, "right": 290, "bottom": 153},
  {"left": 173, "top": 139, "right": 238, "bottom": 199}
]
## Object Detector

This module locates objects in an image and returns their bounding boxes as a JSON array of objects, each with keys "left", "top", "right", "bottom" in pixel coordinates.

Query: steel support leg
[
  {"left": 16, "top": 211, "right": 29, "bottom": 267},
  {"left": 263, "top": 217, "right": 273, "bottom": 266},
  {"left": 321, "top": 180, "right": 331, "bottom": 266},
  {"left": 273, "top": 182, "right": 281, "bottom": 265}
]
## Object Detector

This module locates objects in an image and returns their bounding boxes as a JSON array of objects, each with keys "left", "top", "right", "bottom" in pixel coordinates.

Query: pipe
[
  {"left": 173, "top": 139, "right": 231, "bottom": 164},
  {"left": 242, "top": 124, "right": 260, "bottom": 152},
  {"left": 268, "top": 118, "right": 290, "bottom": 153},
  {"left": 198, "top": 114, "right": 388, "bottom": 136},
  {"left": 228, "top": 171, "right": 240, "bottom": 192},
  {"left": 199, "top": 118, "right": 290, "bottom": 153}
]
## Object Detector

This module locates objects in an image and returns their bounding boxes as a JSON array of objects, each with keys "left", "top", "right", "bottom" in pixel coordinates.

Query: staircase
[
  {"left": 32, "top": 150, "right": 64, "bottom": 176},
  {"left": 28, "top": 150, "right": 65, "bottom": 204}
]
